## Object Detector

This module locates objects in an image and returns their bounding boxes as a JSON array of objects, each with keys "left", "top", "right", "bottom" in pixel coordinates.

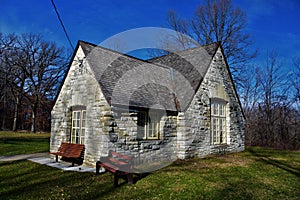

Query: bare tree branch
[{"left": 165, "top": 0, "right": 257, "bottom": 86}]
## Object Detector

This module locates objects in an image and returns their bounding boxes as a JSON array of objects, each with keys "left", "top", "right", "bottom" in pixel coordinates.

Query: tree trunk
[
  {"left": 12, "top": 97, "right": 19, "bottom": 131},
  {"left": 1, "top": 95, "right": 6, "bottom": 130},
  {"left": 31, "top": 104, "right": 37, "bottom": 133},
  {"left": 31, "top": 107, "right": 36, "bottom": 133}
]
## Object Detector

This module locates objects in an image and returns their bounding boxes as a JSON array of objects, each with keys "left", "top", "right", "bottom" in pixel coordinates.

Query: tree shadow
[
  {"left": 248, "top": 148, "right": 300, "bottom": 177},
  {"left": 0, "top": 161, "right": 120, "bottom": 199}
]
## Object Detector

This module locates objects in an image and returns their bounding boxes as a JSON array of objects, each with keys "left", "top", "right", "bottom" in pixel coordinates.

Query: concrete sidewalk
[
  {"left": 0, "top": 153, "right": 97, "bottom": 173},
  {"left": 0, "top": 152, "right": 48, "bottom": 162}
]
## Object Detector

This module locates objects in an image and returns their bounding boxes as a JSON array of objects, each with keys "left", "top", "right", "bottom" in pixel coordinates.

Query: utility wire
[{"left": 51, "top": 0, "right": 75, "bottom": 51}]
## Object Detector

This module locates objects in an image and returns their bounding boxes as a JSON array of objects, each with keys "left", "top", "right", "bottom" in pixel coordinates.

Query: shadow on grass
[
  {"left": 0, "top": 160, "right": 123, "bottom": 200},
  {"left": 0, "top": 137, "right": 49, "bottom": 144},
  {"left": 1, "top": 160, "right": 151, "bottom": 200},
  {"left": 211, "top": 181, "right": 256, "bottom": 200},
  {"left": 248, "top": 148, "right": 300, "bottom": 177},
  {"left": 95, "top": 170, "right": 151, "bottom": 188}
]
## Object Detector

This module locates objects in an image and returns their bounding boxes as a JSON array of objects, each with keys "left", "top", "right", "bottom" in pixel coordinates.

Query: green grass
[
  {"left": 0, "top": 131, "right": 50, "bottom": 156},
  {"left": 0, "top": 146, "right": 299, "bottom": 200}
]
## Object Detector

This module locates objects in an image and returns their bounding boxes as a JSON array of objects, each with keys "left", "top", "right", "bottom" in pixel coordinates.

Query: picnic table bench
[
  {"left": 96, "top": 150, "right": 135, "bottom": 187},
  {"left": 49, "top": 142, "right": 85, "bottom": 166}
]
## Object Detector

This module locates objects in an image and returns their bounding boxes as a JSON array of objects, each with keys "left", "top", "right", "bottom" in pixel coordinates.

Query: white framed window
[
  {"left": 211, "top": 100, "right": 227, "bottom": 144},
  {"left": 71, "top": 110, "right": 86, "bottom": 144},
  {"left": 147, "top": 111, "right": 160, "bottom": 139},
  {"left": 137, "top": 110, "right": 160, "bottom": 140}
]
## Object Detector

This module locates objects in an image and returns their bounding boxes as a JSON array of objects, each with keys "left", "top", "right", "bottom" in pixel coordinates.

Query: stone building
[{"left": 50, "top": 40, "right": 245, "bottom": 168}]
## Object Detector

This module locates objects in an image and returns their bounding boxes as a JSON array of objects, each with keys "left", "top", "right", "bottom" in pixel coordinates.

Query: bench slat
[
  {"left": 99, "top": 162, "right": 119, "bottom": 173},
  {"left": 109, "top": 157, "right": 127, "bottom": 165},
  {"left": 49, "top": 142, "right": 85, "bottom": 166}
]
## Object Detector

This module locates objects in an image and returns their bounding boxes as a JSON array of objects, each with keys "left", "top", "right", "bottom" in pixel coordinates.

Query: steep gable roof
[
  {"left": 77, "top": 41, "right": 219, "bottom": 112},
  {"left": 147, "top": 43, "right": 219, "bottom": 111}
]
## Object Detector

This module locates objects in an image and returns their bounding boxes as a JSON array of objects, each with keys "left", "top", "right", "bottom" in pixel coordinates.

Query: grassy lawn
[
  {"left": 0, "top": 131, "right": 50, "bottom": 156},
  {"left": 0, "top": 146, "right": 299, "bottom": 200}
]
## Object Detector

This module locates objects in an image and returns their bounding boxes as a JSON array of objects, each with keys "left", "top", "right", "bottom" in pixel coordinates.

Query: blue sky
[{"left": 1, "top": 0, "right": 300, "bottom": 69}]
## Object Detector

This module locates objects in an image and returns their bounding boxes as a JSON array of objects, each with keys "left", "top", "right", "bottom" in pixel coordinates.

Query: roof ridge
[{"left": 78, "top": 40, "right": 219, "bottom": 63}]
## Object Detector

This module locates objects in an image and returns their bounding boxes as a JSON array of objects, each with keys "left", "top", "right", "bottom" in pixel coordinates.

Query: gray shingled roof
[{"left": 79, "top": 41, "right": 219, "bottom": 112}]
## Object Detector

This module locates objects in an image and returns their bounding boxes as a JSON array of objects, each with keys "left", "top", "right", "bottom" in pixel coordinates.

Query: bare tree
[
  {"left": 294, "top": 59, "right": 300, "bottom": 146},
  {"left": 290, "top": 58, "right": 300, "bottom": 148},
  {"left": 0, "top": 33, "right": 68, "bottom": 132},
  {"left": 0, "top": 33, "right": 21, "bottom": 130},
  {"left": 241, "top": 65, "right": 261, "bottom": 146},
  {"left": 245, "top": 50, "right": 299, "bottom": 149},
  {"left": 292, "top": 58, "right": 300, "bottom": 110},
  {"left": 6, "top": 50, "right": 28, "bottom": 131},
  {"left": 257, "top": 51, "right": 284, "bottom": 147},
  {"left": 16, "top": 33, "right": 67, "bottom": 132},
  {"left": 166, "top": 10, "right": 197, "bottom": 51},
  {"left": 165, "top": 0, "right": 256, "bottom": 85},
  {"left": 241, "top": 65, "right": 260, "bottom": 116}
]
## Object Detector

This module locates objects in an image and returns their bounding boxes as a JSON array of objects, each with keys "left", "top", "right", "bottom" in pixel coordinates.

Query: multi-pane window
[
  {"left": 211, "top": 100, "right": 227, "bottom": 144},
  {"left": 137, "top": 111, "right": 160, "bottom": 140},
  {"left": 148, "top": 112, "right": 160, "bottom": 139},
  {"left": 71, "top": 110, "right": 86, "bottom": 144}
]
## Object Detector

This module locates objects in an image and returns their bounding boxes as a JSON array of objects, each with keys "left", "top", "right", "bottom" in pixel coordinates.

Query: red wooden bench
[
  {"left": 49, "top": 142, "right": 85, "bottom": 166},
  {"left": 96, "top": 150, "right": 135, "bottom": 187}
]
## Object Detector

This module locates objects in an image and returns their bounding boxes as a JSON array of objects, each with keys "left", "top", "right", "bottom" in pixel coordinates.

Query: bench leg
[
  {"left": 127, "top": 174, "right": 133, "bottom": 185},
  {"left": 55, "top": 155, "right": 58, "bottom": 162},
  {"left": 96, "top": 161, "right": 102, "bottom": 174},
  {"left": 114, "top": 174, "right": 119, "bottom": 187}
]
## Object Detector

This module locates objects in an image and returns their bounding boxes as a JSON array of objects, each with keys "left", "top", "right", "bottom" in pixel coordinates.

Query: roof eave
[{"left": 52, "top": 41, "right": 82, "bottom": 110}]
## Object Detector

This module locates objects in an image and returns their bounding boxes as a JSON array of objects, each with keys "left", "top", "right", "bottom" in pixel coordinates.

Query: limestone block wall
[
  {"left": 111, "top": 112, "right": 178, "bottom": 165},
  {"left": 177, "top": 47, "right": 245, "bottom": 159},
  {"left": 176, "top": 92, "right": 211, "bottom": 159},
  {"left": 51, "top": 46, "right": 113, "bottom": 166}
]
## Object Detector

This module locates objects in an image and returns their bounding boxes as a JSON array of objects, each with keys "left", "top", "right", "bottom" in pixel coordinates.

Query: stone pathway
[{"left": 0, "top": 153, "right": 97, "bottom": 173}]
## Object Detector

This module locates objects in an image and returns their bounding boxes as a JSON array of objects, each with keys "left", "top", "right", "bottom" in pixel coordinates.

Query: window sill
[
  {"left": 212, "top": 144, "right": 229, "bottom": 155},
  {"left": 141, "top": 138, "right": 160, "bottom": 141},
  {"left": 212, "top": 143, "right": 229, "bottom": 146}
]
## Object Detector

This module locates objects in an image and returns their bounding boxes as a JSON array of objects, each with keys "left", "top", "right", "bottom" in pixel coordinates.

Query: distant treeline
[
  {"left": 242, "top": 51, "right": 300, "bottom": 150},
  {"left": 0, "top": 33, "right": 69, "bottom": 132}
]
